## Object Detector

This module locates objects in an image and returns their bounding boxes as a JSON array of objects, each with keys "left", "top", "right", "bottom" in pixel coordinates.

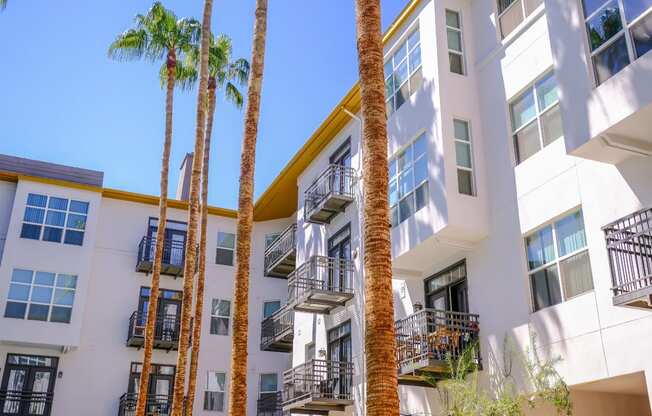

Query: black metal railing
[
  {"left": 260, "top": 306, "right": 294, "bottom": 351},
  {"left": 257, "top": 391, "right": 283, "bottom": 416},
  {"left": 127, "top": 312, "right": 180, "bottom": 347},
  {"left": 288, "top": 256, "right": 355, "bottom": 302},
  {"left": 304, "top": 164, "right": 356, "bottom": 221},
  {"left": 0, "top": 390, "right": 53, "bottom": 415},
  {"left": 264, "top": 224, "right": 297, "bottom": 276},
  {"left": 118, "top": 393, "right": 172, "bottom": 416},
  {"left": 604, "top": 207, "right": 652, "bottom": 297},
  {"left": 282, "top": 359, "right": 354, "bottom": 408},
  {"left": 395, "top": 309, "right": 480, "bottom": 374},
  {"left": 137, "top": 235, "right": 186, "bottom": 269}
]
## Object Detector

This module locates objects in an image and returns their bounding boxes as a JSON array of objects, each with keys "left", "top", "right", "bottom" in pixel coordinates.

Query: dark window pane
[
  {"left": 390, "top": 205, "right": 399, "bottom": 228},
  {"left": 593, "top": 34, "right": 630, "bottom": 83},
  {"left": 66, "top": 214, "right": 86, "bottom": 230},
  {"left": 50, "top": 306, "right": 72, "bottom": 323},
  {"left": 64, "top": 230, "right": 84, "bottom": 246},
  {"left": 631, "top": 11, "right": 652, "bottom": 58},
  {"left": 20, "top": 224, "right": 41, "bottom": 240},
  {"left": 531, "top": 266, "right": 562, "bottom": 311},
  {"left": 27, "top": 304, "right": 49, "bottom": 321},
  {"left": 623, "top": 0, "right": 652, "bottom": 22},
  {"left": 446, "top": 10, "right": 460, "bottom": 28},
  {"left": 458, "top": 169, "right": 474, "bottom": 195},
  {"left": 210, "top": 317, "right": 229, "bottom": 335},
  {"left": 586, "top": 2, "right": 623, "bottom": 51},
  {"left": 48, "top": 197, "right": 68, "bottom": 210},
  {"left": 4, "top": 302, "right": 27, "bottom": 319},
  {"left": 69, "top": 200, "right": 89, "bottom": 214},
  {"left": 583, "top": 0, "right": 611, "bottom": 17},
  {"left": 204, "top": 391, "right": 224, "bottom": 411},
  {"left": 215, "top": 248, "right": 234, "bottom": 266},
  {"left": 24, "top": 207, "right": 45, "bottom": 223},
  {"left": 26, "top": 194, "right": 47, "bottom": 207},
  {"left": 43, "top": 227, "right": 63, "bottom": 243},
  {"left": 399, "top": 195, "right": 414, "bottom": 223},
  {"left": 415, "top": 183, "right": 429, "bottom": 210},
  {"left": 449, "top": 52, "right": 464, "bottom": 74},
  {"left": 45, "top": 211, "right": 65, "bottom": 227},
  {"left": 395, "top": 81, "right": 409, "bottom": 110},
  {"left": 498, "top": 0, "right": 518, "bottom": 14}
]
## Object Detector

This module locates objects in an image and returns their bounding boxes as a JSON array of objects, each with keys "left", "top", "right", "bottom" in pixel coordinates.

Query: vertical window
[
  {"left": 259, "top": 373, "right": 278, "bottom": 398},
  {"left": 265, "top": 233, "right": 280, "bottom": 250},
  {"left": 5, "top": 269, "right": 77, "bottom": 323},
  {"left": 389, "top": 133, "right": 428, "bottom": 227},
  {"left": 497, "top": 0, "right": 543, "bottom": 38},
  {"left": 204, "top": 371, "right": 226, "bottom": 412},
  {"left": 510, "top": 71, "right": 562, "bottom": 163},
  {"left": 446, "top": 10, "right": 465, "bottom": 75},
  {"left": 216, "top": 232, "right": 235, "bottom": 266},
  {"left": 453, "top": 119, "right": 475, "bottom": 196},
  {"left": 21, "top": 194, "right": 88, "bottom": 246},
  {"left": 526, "top": 210, "right": 594, "bottom": 311},
  {"left": 385, "top": 26, "right": 423, "bottom": 116},
  {"left": 263, "top": 300, "right": 281, "bottom": 318},
  {"left": 210, "top": 299, "right": 231, "bottom": 335},
  {"left": 582, "top": 0, "right": 652, "bottom": 85}
]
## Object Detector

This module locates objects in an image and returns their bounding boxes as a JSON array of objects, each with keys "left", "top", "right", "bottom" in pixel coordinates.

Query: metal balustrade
[
  {"left": 604, "top": 207, "right": 652, "bottom": 308},
  {"left": 395, "top": 309, "right": 480, "bottom": 384},
  {"left": 264, "top": 224, "right": 297, "bottom": 278},
  {"left": 257, "top": 391, "right": 283, "bottom": 416},
  {"left": 288, "top": 256, "right": 355, "bottom": 314},
  {"left": 118, "top": 393, "right": 172, "bottom": 416},
  {"left": 0, "top": 390, "right": 53, "bottom": 416},
  {"left": 127, "top": 312, "right": 181, "bottom": 350},
  {"left": 304, "top": 164, "right": 356, "bottom": 224},
  {"left": 136, "top": 235, "right": 186, "bottom": 277},
  {"left": 260, "top": 306, "right": 294, "bottom": 352},
  {"left": 282, "top": 359, "right": 354, "bottom": 413}
]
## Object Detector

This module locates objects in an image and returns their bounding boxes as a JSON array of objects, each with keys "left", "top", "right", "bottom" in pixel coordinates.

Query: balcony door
[
  {"left": 328, "top": 225, "right": 351, "bottom": 292},
  {"left": 0, "top": 354, "right": 58, "bottom": 416},
  {"left": 329, "top": 139, "right": 352, "bottom": 196},
  {"left": 146, "top": 218, "right": 187, "bottom": 266},
  {"left": 137, "top": 287, "right": 182, "bottom": 341},
  {"left": 424, "top": 261, "right": 469, "bottom": 314},
  {"left": 327, "top": 321, "right": 352, "bottom": 399},
  {"left": 128, "top": 363, "right": 175, "bottom": 415}
]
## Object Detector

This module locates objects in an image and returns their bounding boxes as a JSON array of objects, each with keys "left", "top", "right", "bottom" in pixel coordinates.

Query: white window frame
[
  {"left": 204, "top": 371, "right": 227, "bottom": 412},
  {"left": 21, "top": 193, "right": 89, "bottom": 246},
  {"left": 259, "top": 373, "right": 278, "bottom": 398},
  {"left": 445, "top": 9, "right": 466, "bottom": 75},
  {"left": 453, "top": 118, "right": 476, "bottom": 196},
  {"left": 384, "top": 24, "right": 423, "bottom": 116},
  {"left": 210, "top": 298, "right": 231, "bottom": 336},
  {"left": 216, "top": 231, "right": 235, "bottom": 266},
  {"left": 389, "top": 132, "right": 429, "bottom": 228}
]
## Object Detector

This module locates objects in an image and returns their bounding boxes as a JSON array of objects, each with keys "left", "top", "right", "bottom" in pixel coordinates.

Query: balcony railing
[
  {"left": 288, "top": 256, "right": 355, "bottom": 314},
  {"left": 395, "top": 309, "right": 480, "bottom": 384},
  {"left": 136, "top": 235, "right": 186, "bottom": 277},
  {"left": 118, "top": 393, "right": 172, "bottom": 416},
  {"left": 304, "top": 164, "right": 356, "bottom": 224},
  {"left": 497, "top": 0, "right": 543, "bottom": 39},
  {"left": 0, "top": 390, "right": 53, "bottom": 416},
  {"left": 257, "top": 391, "right": 283, "bottom": 416},
  {"left": 604, "top": 207, "right": 652, "bottom": 308},
  {"left": 264, "top": 224, "right": 297, "bottom": 278},
  {"left": 282, "top": 359, "right": 354, "bottom": 413},
  {"left": 260, "top": 306, "right": 294, "bottom": 352},
  {"left": 127, "top": 312, "right": 180, "bottom": 350}
]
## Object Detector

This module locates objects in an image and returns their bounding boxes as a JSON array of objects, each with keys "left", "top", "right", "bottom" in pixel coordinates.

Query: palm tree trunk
[
  {"left": 228, "top": 1, "right": 267, "bottom": 414},
  {"left": 354, "top": 1, "right": 399, "bottom": 415},
  {"left": 185, "top": 81, "right": 216, "bottom": 416},
  {"left": 171, "top": 1, "right": 213, "bottom": 415},
  {"left": 135, "top": 51, "right": 176, "bottom": 416}
]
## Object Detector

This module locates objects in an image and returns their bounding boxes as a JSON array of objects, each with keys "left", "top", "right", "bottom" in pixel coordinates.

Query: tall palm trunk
[
  {"left": 354, "top": 1, "right": 399, "bottom": 415},
  {"left": 171, "top": 1, "right": 213, "bottom": 415},
  {"left": 135, "top": 50, "right": 176, "bottom": 416},
  {"left": 185, "top": 79, "right": 216, "bottom": 416},
  {"left": 228, "top": 1, "right": 267, "bottom": 414}
]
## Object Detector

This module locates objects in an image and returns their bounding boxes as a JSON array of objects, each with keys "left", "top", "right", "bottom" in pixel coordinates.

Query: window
[
  {"left": 21, "top": 193, "right": 89, "bottom": 246},
  {"left": 204, "top": 371, "right": 226, "bottom": 412},
  {"left": 259, "top": 373, "right": 278, "bottom": 398},
  {"left": 385, "top": 27, "right": 422, "bottom": 116},
  {"left": 216, "top": 232, "right": 235, "bottom": 266},
  {"left": 5, "top": 269, "right": 77, "bottom": 323},
  {"left": 265, "top": 233, "right": 280, "bottom": 250},
  {"left": 454, "top": 119, "right": 475, "bottom": 195},
  {"left": 263, "top": 300, "right": 281, "bottom": 318},
  {"left": 389, "top": 133, "right": 428, "bottom": 227},
  {"left": 210, "top": 299, "right": 231, "bottom": 335},
  {"left": 525, "top": 210, "right": 594, "bottom": 311},
  {"left": 497, "top": 0, "right": 544, "bottom": 38},
  {"left": 510, "top": 72, "right": 562, "bottom": 163},
  {"left": 446, "top": 10, "right": 465, "bottom": 74},
  {"left": 582, "top": 0, "right": 652, "bottom": 85}
]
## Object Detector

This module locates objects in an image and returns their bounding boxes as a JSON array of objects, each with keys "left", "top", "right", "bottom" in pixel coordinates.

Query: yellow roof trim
[
  {"left": 253, "top": 0, "right": 422, "bottom": 221},
  {"left": 17, "top": 174, "right": 103, "bottom": 193}
]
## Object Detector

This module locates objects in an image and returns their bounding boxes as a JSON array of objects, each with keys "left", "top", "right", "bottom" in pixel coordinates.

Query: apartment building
[{"left": 1, "top": 0, "right": 652, "bottom": 415}]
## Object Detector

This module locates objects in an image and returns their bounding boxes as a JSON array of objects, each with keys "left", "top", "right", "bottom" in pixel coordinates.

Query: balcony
[
  {"left": 288, "top": 256, "right": 354, "bottom": 314},
  {"left": 604, "top": 207, "right": 652, "bottom": 309},
  {"left": 257, "top": 391, "right": 283, "bottom": 416},
  {"left": 126, "top": 312, "right": 180, "bottom": 350},
  {"left": 0, "top": 390, "right": 53, "bottom": 416},
  {"left": 260, "top": 306, "right": 294, "bottom": 352},
  {"left": 264, "top": 224, "right": 297, "bottom": 278},
  {"left": 395, "top": 309, "right": 480, "bottom": 386},
  {"left": 118, "top": 393, "right": 172, "bottom": 416},
  {"left": 304, "top": 164, "right": 356, "bottom": 224},
  {"left": 497, "top": 0, "right": 543, "bottom": 39},
  {"left": 282, "top": 359, "right": 354, "bottom": 414},
  {"left": 136, "top": 235, "right": 186, "bottom": 277}
]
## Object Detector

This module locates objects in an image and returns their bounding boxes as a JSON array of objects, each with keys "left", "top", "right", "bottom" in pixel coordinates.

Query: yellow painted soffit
[{"left": 252, "top": 0, "right": 422, "bottom": 222}]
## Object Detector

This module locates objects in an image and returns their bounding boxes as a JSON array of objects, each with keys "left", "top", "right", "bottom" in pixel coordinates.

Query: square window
[
  {"left": 27, "top": 193, "right": 47, "bottom": 207},
  {"left": 210, "top": 317, "right": 229, "bottom": 335},
  {"left": 30, "top": 286, "right": 53, "bottom": 304},
  {"left": 42, "top": 227, "right": 63, "bottom": 243},
  {"left": 50, "top": 306, "right": 72, "bottom": 323},
  {"left": 34, "top": 272, "right": 55, "bottom": 286},
  {"left": 217, "top": 232, "right": 235, "bottom": 249},
  {"left": 260, "top": 373, "right": 278, "bottom": 394},
  {"left": 48, "top": 197, "right": 68, "bottom": 210},
  {"left": 8, "top": 284, "right": 30, "bottom": 301},
  {"left": 216, "top": 248, "right": 234, "bottom": 266},
  {"left": 12, "top": 269, "right": 33, "bottom": 284},
  {"left": 24, "top": 207, "right": 45, "bottom": 224},
  {"left": 69, "top": 200, "right": 89, "bottom": 214},
  {"left": 4, "top": 302, "right": 27, "bottom": 319},
  {"left": 27, "top": 304, "right": 49, "bottom": 321},
  {"left": 64, "top": 230, "right": 84, "bottom": 246},
  {"left": 263, "top": 301, "right": 281, "bottom": 318},
  {"left": 45, "top": 211, "right": 66, "bottom": 227},
  {"left": 53, "top": 289, "right": 75, "bottom": 306},
  {"left": 66, "top": 214, "right": 87, "bottom": 230},
  {"left": 56, "top": 274, "right": 77, "bottom": 288}
]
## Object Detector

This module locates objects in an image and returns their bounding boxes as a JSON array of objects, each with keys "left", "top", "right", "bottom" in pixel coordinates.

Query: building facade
[{"left": 2, "top": 0, "right": 652, "bottom": 415}]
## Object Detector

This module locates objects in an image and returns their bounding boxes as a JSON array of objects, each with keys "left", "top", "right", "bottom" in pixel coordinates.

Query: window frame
[
  {"left": 453, "top": 118, "right": 476, "bottom": 196},
  {"left": 389, "top": 132, "right": 429, "bottom": 228},
  {"left": 210, "top": 298, "right": 231, "bottom": 336},
  {"left": 445, "top": 9, "right": 466, "bottom": 75},
  {"left": 215, "top": 231, "right": 235, "bottom": 266},
  {"left": 262, "top": 300, "right": 281, "bottom": 319},
  {"left": 204, "top": 371, "right": 227, "bottom": 412},
  {"left": 259, "top": 373, "right": 279, "bottom": 398},
  {"left": 20, "top": 193, "right": 89, "bottom": 246},
  {"left": 384, "top": 23, "right": 423, "bottom": 116}
]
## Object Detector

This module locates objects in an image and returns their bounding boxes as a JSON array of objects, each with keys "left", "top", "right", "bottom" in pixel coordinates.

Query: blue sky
[{"left": 0, "top": 0, "right": 406, "bottom": 209}]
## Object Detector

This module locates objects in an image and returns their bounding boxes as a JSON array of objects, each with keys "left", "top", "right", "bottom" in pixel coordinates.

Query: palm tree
[
  {"left": 108, "top": 4, "right": 199, "bottom": 416},
  {"left": 0, "top": 0, "right": 7, "bottom": 10},
  {"left": 169, "top": 0, "right": 213, "bottom": 414},
  {"left": 182, "top": 36, "right": 249, "bottom": 416},
  {"left": 228, "top": 0, "right": 268, "bottom": 414},
  {"left": 353, "top": 0, "right": 400, "bottom": 415}
]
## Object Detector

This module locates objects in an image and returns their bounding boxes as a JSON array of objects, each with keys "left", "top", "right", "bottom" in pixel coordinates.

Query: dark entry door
[
  {"left": 0, "top": 355, "right": 58, "bottom": 416},
  {"left": 327, "top": 322, "right": 352, "bottom": 398},
  {"left": 128, "top": 363, "right": 175, "bottom": 415},
  {"left": 328, "top": 226, "right": 351, "bottom": 292},
  {"left": 424, "top": 262, "right": 469, "bottom": 313},
  {"left": 137, "top": 287, "right": 182, "bottom": 342},
  {"left": 329, "top": 141, "right": 352, "bottom": 196},
  {"left": 146, "top": 219, "right": 187, "bottom": 266}
]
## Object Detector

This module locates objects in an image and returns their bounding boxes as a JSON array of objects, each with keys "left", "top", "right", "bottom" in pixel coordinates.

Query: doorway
[{"left": 0, "top": 354, "right": 58, "bottom": 416}]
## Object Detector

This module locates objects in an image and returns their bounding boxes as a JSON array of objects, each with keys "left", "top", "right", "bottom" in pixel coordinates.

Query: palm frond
[
  {"left": 159, "top": 55, "right": 198, "bottom": 91},
  {"left": 224, "top": 82, "right": 244, "bottom": 108},
  {"left": 108, "top": 28, "right": 149, "bottom": 61},
  {"left": 0, "top": 0, "right": 7, "bottom": 10}
]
